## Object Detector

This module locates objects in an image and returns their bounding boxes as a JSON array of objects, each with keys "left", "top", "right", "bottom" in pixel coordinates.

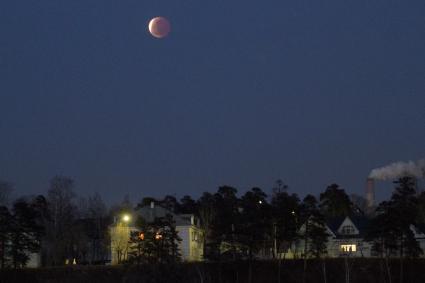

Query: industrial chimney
[{"left": 365, "top": 178, "right": 375, "bottom": 209}]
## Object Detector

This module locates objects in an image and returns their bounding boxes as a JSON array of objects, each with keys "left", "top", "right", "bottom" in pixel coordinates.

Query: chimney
[
  {"left": 366, "top": 178, "right": 375, "bottom": 209},
  {"left": 150, "top": 201, "right": 155, "bottom": 209}
]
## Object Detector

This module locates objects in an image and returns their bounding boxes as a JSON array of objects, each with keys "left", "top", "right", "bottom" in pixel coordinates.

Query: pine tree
[
  {"left": 9, "top": 199, "right": 43, "bottom": 268},
  {"left": 239, "top": 188, "right": 270, "bottom": 260},
  {"left": 320, "top": 184, "right": 353, "bottom": 218},
  {"left": 300, "top": 195, "right": 329, "bottom": 258},
  {"left": 128, "top": 214, "right": 182, "bottom": 264},
  {"left": 366, "top": 177, "right": 422, "bottom": 258},
  {"left": 271, "top": 189, "right": 299, "bottom": 258}
]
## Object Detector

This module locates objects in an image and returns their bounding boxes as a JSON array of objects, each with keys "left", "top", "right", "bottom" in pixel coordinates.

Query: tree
[
  {"left": 180, "top": 195, "right": 197, "bottom": 214},
  {"left": 128, "top": 216, "right": 154, "bottom": 264},
  {"left": 0, "top": 181, "right": 12, "bottom": 207},
  {"left": 86, "top": 193, "right": 109, "bottom": 264},
  {"left": 320, "top": 184, "right": 353, "bottom": 218},
  {"left": 350, "top": 194, "right": 368, "bottom": 216},
  {"left": 299, "top": 195, "right": 329, "bottom": 283},
  {"left": 69, "top": 193, "right": 109, "bottom": 265},
  {"left": 416, "top": 191, "right": 425, "bottom": 223},
  {"left": 300, "top": 195, "right": 329, "bottom": 258},
  {"left": 239, "top": 188, "right": 271, "bottom": 259},
  {"left": 366, "top": 177, "right": 422, "bottom": 258},
  {"left": 159, "top": 195, "right": 180, "bottom": 213},
  {"left": 128, "top": 214, "right": 181, "bottom": 264},
  {"left": 111, "top": 195, "right": 134, "bottom": 222},
  {"left": 197, "top": 192, "right": 216, "bottom": 260},
  {"left": 153, "top": 214, "right": 182, "bottom": 262},
  {"left": 211, "top": 186, "right": 240, "bottom": 260},
  {"left": 270, "top": 189, "right": 299, "bottom": 259},
  {"left": 135, "top": 197, "right": 156, "bottom": 209},
  {"left": 45, "top": 175, "right": 77, "bottom": 265},
  {"left": 9, "top": 199, "right": 44, "bottom": 268},
  {"left": 0, "top": 206, "right": 11, "bottom": 268},
  {"left": 273, "top": 179, "right": 288, "bottom": 194}
]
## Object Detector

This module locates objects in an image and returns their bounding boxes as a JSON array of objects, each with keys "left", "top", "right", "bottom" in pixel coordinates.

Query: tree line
[{"left": 0, "top": 176, "right": 424, "bottom": 268}]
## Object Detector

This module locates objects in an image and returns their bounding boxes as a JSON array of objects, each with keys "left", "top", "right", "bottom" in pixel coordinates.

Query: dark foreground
[{"left": 1, "top": 259, "right": 425, "bottom": 283}]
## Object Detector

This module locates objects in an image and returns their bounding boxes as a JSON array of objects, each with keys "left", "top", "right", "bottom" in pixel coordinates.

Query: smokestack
[{"left": 366, "top": 178, "right": 375, "bottom": 209}]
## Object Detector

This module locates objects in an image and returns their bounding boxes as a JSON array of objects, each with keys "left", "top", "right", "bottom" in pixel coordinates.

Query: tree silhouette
[
  {"left": 9, "top": 199, "right": 44, "bottom": 268},
  {"left": 271, "top": 189, "right": 299, "bottom": 258},
  {"left": 367, "top": 177, "right": 422, "bottom": 258},
  {"left": 0, "top": 206, "right": 12, "bottom": 268},
  {"left": 239, "top": 188, "right": 271, "bottom": 259},
  {"left": 129, "top": 214, "right": 181, "bottom": 264},
  {"left": 197, "top": 192, "right": 216, "bottom": 260},
  {"left": 320, "top": 184, "right": 353, "bottom": 218},
  {"left": 300, "top": 195, "right": 329, "bottom": 258}
]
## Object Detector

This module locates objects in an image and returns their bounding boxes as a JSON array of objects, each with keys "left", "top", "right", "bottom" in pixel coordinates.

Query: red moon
[{"left": 148, "top": 17, "right": 171, "bottom": 38}]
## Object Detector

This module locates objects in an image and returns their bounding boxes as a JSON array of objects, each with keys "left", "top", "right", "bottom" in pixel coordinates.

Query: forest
[{"left": 1, "top": 176, "right": 425, "bottom": 283}]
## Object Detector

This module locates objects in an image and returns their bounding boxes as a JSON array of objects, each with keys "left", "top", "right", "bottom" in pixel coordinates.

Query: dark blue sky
[{"left": 1, "top": 0, "right": 424, "bottom": 204}]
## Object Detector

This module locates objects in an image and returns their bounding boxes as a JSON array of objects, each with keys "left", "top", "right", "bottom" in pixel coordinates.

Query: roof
[
  {"left": 414, "top": 223, "right": 425, "bottom": 235},
  {"left": 137, "top": 204, "right": 193, "bottom": 226},
  {"left": 325, "top": 215, "right": 370, "bottom": 238}
]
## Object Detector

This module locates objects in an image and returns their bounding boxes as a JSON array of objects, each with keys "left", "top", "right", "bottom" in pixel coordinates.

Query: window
[
  {"left": 341, "top": 225, "right": 355, "bottom": 235},
  {"left": 192, "top": 231, "right": 198, "bottom": 242},
  {"left": 340, "top": 244, "right": 356, "bottom": 252}
]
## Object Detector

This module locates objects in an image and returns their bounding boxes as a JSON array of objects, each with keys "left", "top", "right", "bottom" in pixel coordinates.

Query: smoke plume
[{"left": 369, "top": 159, "right": 425, "bottom": 180}]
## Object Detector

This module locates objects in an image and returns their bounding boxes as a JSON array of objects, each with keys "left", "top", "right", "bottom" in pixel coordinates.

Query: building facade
[
  {"left": 110, "top": 202, "right": 204, "bottom": 264},
  {"left": 293, "top": 215, "right": 425, "bottom": 258}
]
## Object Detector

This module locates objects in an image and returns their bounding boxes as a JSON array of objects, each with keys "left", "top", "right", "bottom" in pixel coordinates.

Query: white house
[
  {"left": 293, "top": 216, "right": 373, "bottom": 258},
  {"left": 294, "top": 215, "right": 425, "bottom": 258},
  {"left": 325, "top": 216, "right": 373, "bottom": 257},
  {"left": 110, "top": 202, "right": 204, "bottom": 264}
]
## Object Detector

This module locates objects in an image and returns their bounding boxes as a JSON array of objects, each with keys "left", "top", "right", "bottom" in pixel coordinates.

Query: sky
[{"left": 1, "top": 0, "right": 424, "bottom": 204}]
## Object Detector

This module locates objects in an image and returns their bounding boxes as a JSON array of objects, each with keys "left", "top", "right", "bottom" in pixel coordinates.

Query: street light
[{"left": 122, "top": 214, "right": 131, "bottom": 223}]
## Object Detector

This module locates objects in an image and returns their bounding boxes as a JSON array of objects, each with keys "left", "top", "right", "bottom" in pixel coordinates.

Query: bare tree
[
  {"left": 86, "top": 193, "right": 109, "bottom": 263},
  {"left": 45, "top": 175, "right": 77, "bottom": 266}
]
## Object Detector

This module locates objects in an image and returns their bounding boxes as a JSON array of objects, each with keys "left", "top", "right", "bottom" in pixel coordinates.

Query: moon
[{"left": 148, "top": 17, "right": 171, "bottom": 38}]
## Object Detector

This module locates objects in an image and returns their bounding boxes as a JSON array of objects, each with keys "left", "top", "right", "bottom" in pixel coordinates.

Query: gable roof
[
  {"left": 325, "top": 216, "right": 370, "bottom": 238},
  {"left": 412, "top": 223, "right": 425, "bottom": 238},
  {"left": 326, "top": 217, "right": 345, "bottom": 234}
]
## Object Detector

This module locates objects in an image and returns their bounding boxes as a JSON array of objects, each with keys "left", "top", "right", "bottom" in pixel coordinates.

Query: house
[
  {"left": 110, "top": 202, "right": 204, "bottom": 264},
  {"left": 324, "top": 216, "right": 373, "bottom": 257},
  {"left": 410, "top": 223, "right": 425, "bottom": 254},
  {"left": 293, "top": 215, "right": 373, "bottom": 258},
  {"left": 294, "top": 215, "right": 425, "bottom": 258}
]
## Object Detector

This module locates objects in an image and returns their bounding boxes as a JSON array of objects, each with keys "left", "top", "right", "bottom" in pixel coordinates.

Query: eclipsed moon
[{"left": 148, "top": 17, "right": 171, "bottom": 38}]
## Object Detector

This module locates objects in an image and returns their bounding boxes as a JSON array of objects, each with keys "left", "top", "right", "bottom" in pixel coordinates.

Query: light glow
[
  {"left": 340, "top": 244, "right": 356, "bottom": 252},
  {"left": 122, "top": 214, "right": 131, "bottom": 222}
]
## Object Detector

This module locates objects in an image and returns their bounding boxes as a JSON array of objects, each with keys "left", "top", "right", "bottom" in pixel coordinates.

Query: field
[{"left": 1, "top": 258, "right": 425, "bottom": 283}]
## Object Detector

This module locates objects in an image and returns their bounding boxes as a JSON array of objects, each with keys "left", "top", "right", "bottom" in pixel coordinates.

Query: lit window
[
  {"left": 341, "top": 225, "right": 355, "bottom": 235},
  {"left": 340, "top": 244, "right": 356, "bottom": 252}
]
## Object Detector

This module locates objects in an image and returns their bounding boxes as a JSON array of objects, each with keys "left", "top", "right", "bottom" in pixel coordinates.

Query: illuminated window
[
  {"left": 341, "top": 225, "right": 355, "bottom": 235},
  {"left": 340, "top": 244, "right": 356, "bottom": 252},
  {"left": 139, "top": 232, "right": 145, "bottom": 240}
]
